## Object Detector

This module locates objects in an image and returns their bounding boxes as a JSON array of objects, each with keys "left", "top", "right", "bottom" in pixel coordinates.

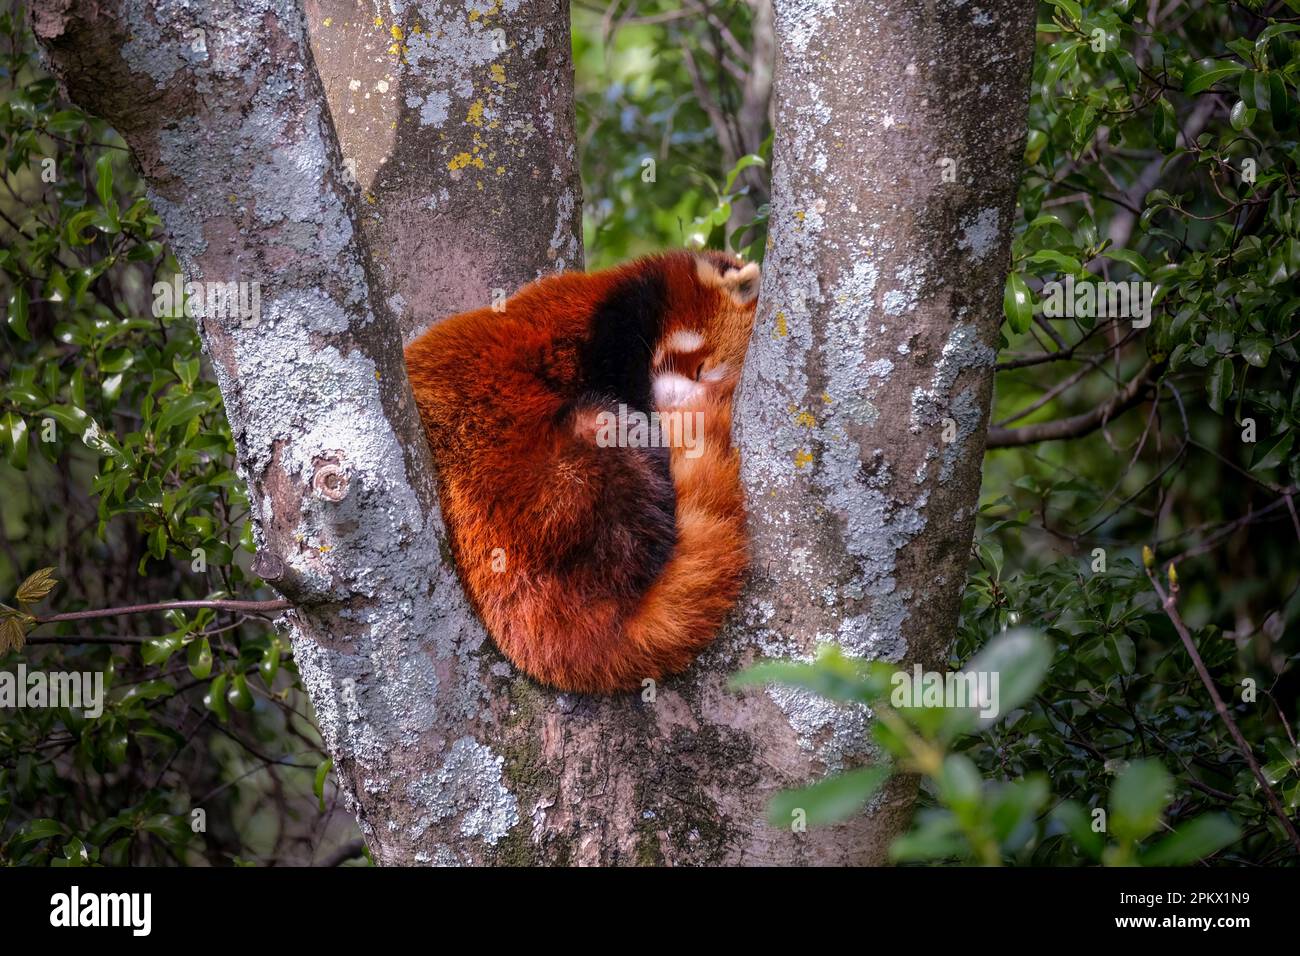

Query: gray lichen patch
[{"left": 407, "top": 736, "right": 521, "bottom": 846}]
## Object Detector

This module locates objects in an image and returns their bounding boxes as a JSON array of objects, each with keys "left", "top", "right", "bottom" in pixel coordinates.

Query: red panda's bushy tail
[{"left": 617, "top": 391, "right": 748, "bottom": 687}]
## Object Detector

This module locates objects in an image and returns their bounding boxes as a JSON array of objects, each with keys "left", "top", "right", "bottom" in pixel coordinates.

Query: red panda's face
[{"left": 650, "top": 254, "right": 759, "bottom": 410}]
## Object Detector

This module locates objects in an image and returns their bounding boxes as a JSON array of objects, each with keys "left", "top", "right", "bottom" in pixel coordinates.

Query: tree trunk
[
  {"left": 33, "top": 0, "right": 1037, "bottom": 865},
  {"left": 303, "top": 0, "right": 583, "bottom": 340},
  {"left": 730, "top": 0, "right": 1038, "bottom": 860}
]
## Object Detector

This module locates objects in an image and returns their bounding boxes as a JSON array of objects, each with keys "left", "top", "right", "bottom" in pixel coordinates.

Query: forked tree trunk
[
  {"left": 33, "top": 0, "right": 1036, "bottom": 865},
  {"left": 303, "top": 0, "right": 583, "bottom": 340}
]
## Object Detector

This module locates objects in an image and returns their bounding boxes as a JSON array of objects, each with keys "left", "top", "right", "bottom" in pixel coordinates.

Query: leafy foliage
[{"left": 737, "top": 631, "right": 1244, "bottom": 865}]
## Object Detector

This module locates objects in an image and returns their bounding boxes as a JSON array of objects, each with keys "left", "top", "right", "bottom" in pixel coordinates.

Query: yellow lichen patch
[
  {"left": 794, "top": 410, "right": 816, "bottom": 428},
  {"left": 466, "top": 100, "right": 485, "bottom": 127},
  {"left": 490, "top": 63, "right": 506, "bottom": 84},
  {"left": 773, "top": 311, "right": 788, "bottom": 338},
  {"left": 448, "top": 152, "right": 474, "bottom": 171},
  {"left": 496, "top": 166, "right": 505, "bottom": 175},
  {"left": 373, "top": 16, "right": 382, "bottom": 27},
  {"left": 821, "top": 392, "right": 832, "bottom": 404},
  {"left": 794, "top": 210, "right": 806, "bottom": 220},
  {"left": 323, "top": 17, "right": 333, "bottom": 27},
  {"left": 390, "top": 24, "right": 404, "bottom": 40},
  {"left": 365, "top": 192, "right": 377, "bottom": 204},
  {"left": 794, "top": 449, "right": 815, "bottom": 469}
]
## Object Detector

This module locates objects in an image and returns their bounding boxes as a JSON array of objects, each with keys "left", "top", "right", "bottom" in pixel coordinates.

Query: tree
[{"left": 30, "top": 0, "right": 1036, "bottom": 864}]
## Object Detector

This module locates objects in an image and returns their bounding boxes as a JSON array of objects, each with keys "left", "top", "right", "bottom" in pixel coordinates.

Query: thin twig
[
  {"left": 1145, "top": 565, "right": 1300, "bottom": 856},
  {"left": 35, "top": 599, "right": 291, "bottom": 625}
]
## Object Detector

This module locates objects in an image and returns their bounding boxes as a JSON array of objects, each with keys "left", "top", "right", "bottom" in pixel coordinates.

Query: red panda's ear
[{"left": 695, "top": 255, "right": 761, "bottom": 306}]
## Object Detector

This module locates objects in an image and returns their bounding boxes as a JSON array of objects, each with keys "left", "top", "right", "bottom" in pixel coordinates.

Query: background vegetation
[{"left": 2, "top": 0, "right": 1298, "bottom": 865}]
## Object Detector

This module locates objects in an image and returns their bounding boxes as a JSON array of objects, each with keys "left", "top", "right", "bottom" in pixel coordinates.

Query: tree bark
[
  {"left": 303, "top": 0, "right": 583, "bottom": 341},
  {"left": 728, "top": 0, "right": 1039, "bottom": 859},
  {"left": 32, "top": 0, "right": 521, "bottom": 865},
  {"left": 33, "top": 0, "right": 1038, "bottom": 866}
]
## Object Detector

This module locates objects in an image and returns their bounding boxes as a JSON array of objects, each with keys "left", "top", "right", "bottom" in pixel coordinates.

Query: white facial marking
[
  {"left": 700, "top": 362, "right": 728, "bottom": 382},
  {"left": 665, "top": 329, "right": 705, "bottom": 353}
]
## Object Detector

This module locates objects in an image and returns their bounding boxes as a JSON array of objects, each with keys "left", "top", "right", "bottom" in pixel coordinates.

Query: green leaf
[
  {"left": 1003, "top": 272, "right": 1034, "bottom": 334},
  {"left": 15, "top": 818, "right": 64, "bottom": 845},
  {"left": 937, "top": 754, "right": 983, "bottom": 815},
  {"left": 154, "top": 392, "right": 212, "bottom": 434},
  {"left": 1026, "top": 249, "right": 1082, "bottom": 274},
  {"left": 187, "top": 637, "right": 213, "bottom": 679},
  {"left": 45, "top": 110, "right": 85, "bottom": 134},
  {"left": 1183, "top": 58, "right": 1245, "bottom": 95},
  {"left": 723, "top": 153, "right": 765, "bottom": 193},
  {"left": 173, "top": 356, "right": 200, "bottom": 388},
  {"left": 64, "top": 208, "right": 99, "bottom": 246},
  {"left": 945, "top": 629, "right": 1053, "bottom": 735},
  {"left": 1107, "top": 633, "right": 1136, "bottom": 674},
  {"left": 142, "top": 632, "right": 184, "bottom": 666},
  {"left": 1240, "top": 336, "right": 1272, "bottom": 368},
  {"left": 1052, "top": 800, "right": 1104, "bottom": 860},
  {"left": 259, "top": 641, "right": 280, "bottom": 688},
  {"left": 36, "top": 404, "right": 89, "bottom": 435},
  {"left": 1229, "top": 99, "right": 1253, "bottom": 131},
  {"left": 1153, "top": 97, "right": 1178, "bottom": 151},
  {"left": 730, "top": 645, "right": 889, "bottom": 704},
  {"left": 204, "top": 673, "right": 230, "bottom": 722},
  {"left": 1141, "top": 815, "right": 1240, "bottom": 865},
  {"left": 117, "top": 679, "right": 174, "bottom": 705},
  {"left": 1110, "top": 759, "right": 1172, "bottom": 841},
  {"left": 1100, "top": 248, "right": 1148, "bottom": 276},
  {"left": 768, "top": 765, "right": 890, "bottom": 828},
  {"left": 1, "top": 412, "right": 29, "bottom": 470},
  {"left": 315, "top": 759, "right": 333, "bottom": 812},
  {"left": 1045, "top": 0, "right": 1081, "bottom": 24},
  {"left": 6, "top": 285, "right": 31, "bottom": 340},
  {"left": 1267, "top": 72, "right": 1291, "bottom": 130},
  {"left": 1206, "top": 358, "right": 1233, "bottom": 414},
  {"left": 95, "top": 153, "right": 117, "bottom": 218},
  {"left": 889, "top": 812, "right": 967, "bottom": 862},
  {"left": 1251, "top": 431, "right": 1294, "bottom": 473},
  {"left": 227, "top": 672, "right": 255, "bottom": 711}
]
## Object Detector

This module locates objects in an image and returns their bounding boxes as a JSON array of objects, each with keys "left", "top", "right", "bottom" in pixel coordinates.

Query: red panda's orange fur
[{"left": 404, "top": 251, "right": 757, "bottom": 693}]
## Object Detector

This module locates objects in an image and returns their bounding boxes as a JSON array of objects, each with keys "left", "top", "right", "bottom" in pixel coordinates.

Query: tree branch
[
  {"left": 987, "top": 360, "right": 1157, "bottom": 448},
  {"left": 1146, "top": 564, "right": 1300, "bottom": 856},
  {"left": 34, "top": 599, "right": 291, "bottom": 626}
]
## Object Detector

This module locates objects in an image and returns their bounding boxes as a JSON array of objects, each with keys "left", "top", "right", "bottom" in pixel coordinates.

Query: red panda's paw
[
  {"left": 651, "top": 327, "right": 739, "bottom": 412},
  {"left": 651, "top": 363, "right": 734, "bottom": 411}
]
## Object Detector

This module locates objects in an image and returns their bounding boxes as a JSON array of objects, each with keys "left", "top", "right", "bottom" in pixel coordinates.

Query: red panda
[{"left": 404, "top": 251, "right": 758, "bottom": 693}]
